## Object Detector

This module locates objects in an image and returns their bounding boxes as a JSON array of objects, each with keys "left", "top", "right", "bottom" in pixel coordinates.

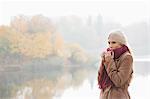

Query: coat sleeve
[{"left": 105, "top": 54, "right": 133, "bottom": 87}]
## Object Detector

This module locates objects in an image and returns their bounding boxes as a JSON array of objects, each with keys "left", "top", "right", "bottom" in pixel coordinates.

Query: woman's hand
[{"left": 104, "top": 51, "right": 114, "bottom": 63}]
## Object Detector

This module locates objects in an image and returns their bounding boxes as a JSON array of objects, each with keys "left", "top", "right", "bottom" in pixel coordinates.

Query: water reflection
[
  {"left": 0, "top": 60, "right": 150, "bottom": 99},
  {"left": 0, "top": 58, "right": 96, "bottom": 99}
]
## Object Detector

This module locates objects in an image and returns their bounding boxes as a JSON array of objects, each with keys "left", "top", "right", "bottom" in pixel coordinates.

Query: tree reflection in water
[
  {"left": 0, "top": 59, "right": 150, "bottom": 99},
  {"left": 0, "top": 60, "right": 97, "bottom": 99}
]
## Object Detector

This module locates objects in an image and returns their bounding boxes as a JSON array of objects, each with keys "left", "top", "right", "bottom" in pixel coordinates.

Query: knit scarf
[{"left": 98, "top": 45, "right": 130, "bottom": 90}]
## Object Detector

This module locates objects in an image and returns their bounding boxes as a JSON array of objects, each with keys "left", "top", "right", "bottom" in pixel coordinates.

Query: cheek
[
  {"left": 109, "top": 44, "right": 118, "bottom": 49},
  {"left": 114, "top": 44, "right": 121, "bottom": 49}
]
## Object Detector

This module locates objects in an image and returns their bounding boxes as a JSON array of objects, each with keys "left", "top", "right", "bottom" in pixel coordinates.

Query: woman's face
[{"left": 108, "top": 40, "right": 122, "bottom": 50}]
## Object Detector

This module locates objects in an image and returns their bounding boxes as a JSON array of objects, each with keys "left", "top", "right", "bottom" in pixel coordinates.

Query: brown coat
[{"left": 100, "top": 52, "right": 133, "bottom": 99}]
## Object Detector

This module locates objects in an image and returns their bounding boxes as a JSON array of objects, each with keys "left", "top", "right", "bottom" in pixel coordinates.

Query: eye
[
  {"left": 108, "top": 41, "right": 116, "bottom": 44},
  {"left": 112, "top": 41, "right": 116, "bottom": 44}
]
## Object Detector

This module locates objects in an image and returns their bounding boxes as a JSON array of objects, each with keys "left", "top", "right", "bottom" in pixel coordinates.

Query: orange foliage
[{"left": 9, "top": 32, "right": 53, "bottom": 58}]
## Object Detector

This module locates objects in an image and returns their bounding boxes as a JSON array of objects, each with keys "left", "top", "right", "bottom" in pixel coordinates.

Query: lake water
[
  {"left": 0, "top": 60, "right": 150, "bottom": 99},
  {"left": 14, "top": 75, "right": 150, "bottom": 99}
]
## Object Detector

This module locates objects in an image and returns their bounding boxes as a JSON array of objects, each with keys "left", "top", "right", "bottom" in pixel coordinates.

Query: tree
[{"left": 10, "top": 15, "right": 29, "bottom": 33}]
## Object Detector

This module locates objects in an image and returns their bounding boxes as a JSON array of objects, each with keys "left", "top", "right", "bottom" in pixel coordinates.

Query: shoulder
[{"left": 120, "top": 52, "right": 133, "bottom": 62}]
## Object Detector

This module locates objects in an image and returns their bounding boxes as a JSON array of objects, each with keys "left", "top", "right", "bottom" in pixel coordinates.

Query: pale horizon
[{"left": 0, "top": 0, "right": 149, "bottom": 26}]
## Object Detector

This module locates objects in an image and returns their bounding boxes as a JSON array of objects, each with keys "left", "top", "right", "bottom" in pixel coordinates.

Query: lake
[{"left": 0, "top": 60, "right": 150, "bottom": 99}]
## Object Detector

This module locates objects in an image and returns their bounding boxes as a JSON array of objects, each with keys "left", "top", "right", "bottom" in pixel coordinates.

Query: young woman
[{"left": 98, "top": 31, "right": 133, "bottom": 99}]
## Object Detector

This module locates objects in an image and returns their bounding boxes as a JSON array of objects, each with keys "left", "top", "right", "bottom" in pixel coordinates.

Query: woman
[{"left": 98, "top": 31, "right": 133, "bottom": 99}]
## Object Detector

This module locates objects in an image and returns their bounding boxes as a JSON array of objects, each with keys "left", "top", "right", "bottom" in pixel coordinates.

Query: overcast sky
[{"left": 0, "top": 0, "right": 149, "bottom": 26}]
